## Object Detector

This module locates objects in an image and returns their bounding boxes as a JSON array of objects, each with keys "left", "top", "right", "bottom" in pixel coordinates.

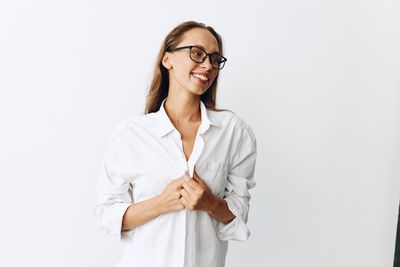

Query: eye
[
  {"left": 191, "top": 47, "right": 205, "bottom": 58},
  {"left": 211, "top": 55, "right": 224, "bottom": 64}
]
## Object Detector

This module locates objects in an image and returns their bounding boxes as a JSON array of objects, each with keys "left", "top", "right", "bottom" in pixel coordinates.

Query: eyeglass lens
[{"left": 190, "top": 47, "right": 225, "bottom": 69}]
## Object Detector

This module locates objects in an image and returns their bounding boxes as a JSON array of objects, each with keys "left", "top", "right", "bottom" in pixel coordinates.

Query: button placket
[{"left": 171, "top": 130, "right": 189, "bottom": 174}]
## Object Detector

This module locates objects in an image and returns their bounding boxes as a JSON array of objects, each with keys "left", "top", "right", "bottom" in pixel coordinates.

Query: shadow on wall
[{"left": 394, "top": 205, "right": 400, "bottom": 267}]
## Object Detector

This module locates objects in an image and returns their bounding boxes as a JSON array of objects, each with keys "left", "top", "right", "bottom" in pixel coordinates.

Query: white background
[{"left": 0, "top": 0, "right": 399, "bottom": 266}]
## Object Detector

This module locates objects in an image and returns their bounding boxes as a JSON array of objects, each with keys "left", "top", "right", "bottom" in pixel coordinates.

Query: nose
[{"left": 200, "top": 55, "right": 213, "bottom": 70}]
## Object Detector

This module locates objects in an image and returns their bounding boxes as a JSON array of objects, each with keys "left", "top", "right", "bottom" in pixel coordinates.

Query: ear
[{"left": 162, "top": 52, "right": 172, "bottom": 70}]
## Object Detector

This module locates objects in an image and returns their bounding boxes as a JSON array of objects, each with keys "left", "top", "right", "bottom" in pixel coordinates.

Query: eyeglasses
[{"left": 166, "top": 45, "right": 227, "bottom": 70}]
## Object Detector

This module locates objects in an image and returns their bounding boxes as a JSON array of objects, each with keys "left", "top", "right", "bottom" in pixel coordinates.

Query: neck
[{"left": 164, "top": 91, "right": 201, "bottom": 126}]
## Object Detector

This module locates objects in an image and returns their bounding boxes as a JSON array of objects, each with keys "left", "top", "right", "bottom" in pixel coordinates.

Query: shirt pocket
[{"left": 195, "top": 162, "right": 228, "bottom": 196}]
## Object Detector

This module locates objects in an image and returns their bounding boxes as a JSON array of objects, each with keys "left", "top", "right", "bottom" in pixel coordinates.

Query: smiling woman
[{"left": 93, "top": 21, "right": 257, "bottom": 267}]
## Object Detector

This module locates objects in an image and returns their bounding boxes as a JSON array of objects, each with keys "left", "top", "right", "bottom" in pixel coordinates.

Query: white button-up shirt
[{"left": 94, "top": 98, "right": 257, "bottom": 267}]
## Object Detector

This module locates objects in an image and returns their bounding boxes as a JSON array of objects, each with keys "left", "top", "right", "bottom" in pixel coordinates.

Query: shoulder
[
  {"left": 208, "top": 109, "right": 255, "bottom": 135},
  {"left": 209, "top": 109, "right": 257, "bottom": 152},
  {"left": 109, "top": 114, "right": 152, "bottom": 139}
]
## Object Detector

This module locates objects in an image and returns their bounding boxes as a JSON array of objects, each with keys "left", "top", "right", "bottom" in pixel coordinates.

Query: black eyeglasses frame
[{"left": 166, "top": 45, "right": 227, "bottom": 70}]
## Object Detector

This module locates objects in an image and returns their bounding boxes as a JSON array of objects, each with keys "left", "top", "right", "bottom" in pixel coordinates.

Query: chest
[
  {"left": 175, "top": 122, "right": 200, "bottom": 161},
  {"left": 131, "top": 128, "right": 232, "bottom": 201}
]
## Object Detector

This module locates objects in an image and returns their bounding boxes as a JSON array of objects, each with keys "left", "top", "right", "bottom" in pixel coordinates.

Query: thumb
[{"left": 193, "top": 170, "right": 202, "bottom": 182}]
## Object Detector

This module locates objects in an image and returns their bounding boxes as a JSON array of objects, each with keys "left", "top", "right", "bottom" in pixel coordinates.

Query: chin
[
  {"left": 187, "top": 86, "right": 207, "bottom": 96},
  {"left": 190, "top": 90, "right": 204, "bottom": 96}
]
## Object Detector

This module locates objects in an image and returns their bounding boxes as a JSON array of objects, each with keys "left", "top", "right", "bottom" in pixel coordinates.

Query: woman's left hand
[{"left": 180, "top": 169, "right": 219, "bottom": 214}]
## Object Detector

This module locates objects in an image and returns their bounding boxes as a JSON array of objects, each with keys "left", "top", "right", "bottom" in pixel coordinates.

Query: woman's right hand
[{"left": 156, "top": 171, "right": 188, "bottom": 214}]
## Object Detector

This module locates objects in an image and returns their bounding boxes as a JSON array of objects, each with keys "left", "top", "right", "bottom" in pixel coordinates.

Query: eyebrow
[{"left": 194, "top": 44, "right": 220, "bottom": 55}]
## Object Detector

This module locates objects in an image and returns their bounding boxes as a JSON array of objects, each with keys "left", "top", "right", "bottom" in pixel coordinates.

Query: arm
[
  {"left": 121, "top": 196, "right": 161, "bottom": 231},
  {"left": 122, "top": 176, "right": 186, "bottom": 230},
  {"left": 179, "top": 125, "right": 257, "bottom": 241},
  {"left": 207, "top": 196, "right": 235, "bottom": 224},
  {"left": 94, "top": 120, "right": 185, "bottom": 241},
  {"left": 216, "top": 124, "right": 257, "bottom": 241},
  {"left": 93, "top": 122, "right": 137, "bottom": 242},
  {"left": 179, "top": 171, "right": 235, "bottom": 224}
]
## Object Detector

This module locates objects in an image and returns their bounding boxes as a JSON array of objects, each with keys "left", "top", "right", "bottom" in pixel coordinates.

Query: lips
[
  {"left": 191, "top": 72, "right": 210, "bottom": 85},
  {"left": 192, "top": 75, "right": 208, "bottom": 85},
  {"left": 191, "top": 72, "right": 210, "bottom": 79}
]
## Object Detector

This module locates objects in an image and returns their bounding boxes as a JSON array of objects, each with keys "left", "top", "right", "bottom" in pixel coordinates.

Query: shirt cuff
[
  {"left": 110, "top": 202, "right": 134, "bottom": 243},
  {"left": 216, "top": 197, "right": 250, "bottom": 241}
]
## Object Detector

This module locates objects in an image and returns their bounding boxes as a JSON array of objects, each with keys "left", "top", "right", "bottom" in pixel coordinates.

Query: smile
[{"left": 191, "top": 73, "right": 209, "bottom": 81}]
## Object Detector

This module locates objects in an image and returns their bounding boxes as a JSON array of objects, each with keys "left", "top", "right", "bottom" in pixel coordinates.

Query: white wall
[{"left": 0, "top": 0, "right": 399, "bottom": 266}]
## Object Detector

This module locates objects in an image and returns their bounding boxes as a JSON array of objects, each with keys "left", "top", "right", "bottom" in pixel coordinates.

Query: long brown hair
[{"left": 144, "top": 21, "right": 230, "bottom": 114}]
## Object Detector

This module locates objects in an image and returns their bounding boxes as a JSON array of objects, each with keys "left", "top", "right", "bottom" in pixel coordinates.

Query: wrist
[
  {"left": 152, "top": 195, "right": 164, "bottom": 217},
  {"left": 207, "top": 195, "right": 221, "bottom": 216}
]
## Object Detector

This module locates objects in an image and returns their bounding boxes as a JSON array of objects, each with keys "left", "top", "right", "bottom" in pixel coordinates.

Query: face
[{"left": 162, "top": 27, "right": 220, "bottom": 96}]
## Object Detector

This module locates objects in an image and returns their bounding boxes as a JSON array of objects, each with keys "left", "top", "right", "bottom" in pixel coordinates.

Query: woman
[{"left": 94, "top": 20, "right": 257, "bottom": 267}]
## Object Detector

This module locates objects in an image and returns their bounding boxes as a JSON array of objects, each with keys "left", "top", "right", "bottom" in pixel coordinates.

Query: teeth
[{"left": 192, "top": 73, "right": 209, "bottom": 81}]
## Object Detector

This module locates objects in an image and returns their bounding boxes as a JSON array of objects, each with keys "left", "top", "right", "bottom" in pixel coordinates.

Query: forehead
[{"left": 178, "top": 28, "right": 220, "bottom": 54}]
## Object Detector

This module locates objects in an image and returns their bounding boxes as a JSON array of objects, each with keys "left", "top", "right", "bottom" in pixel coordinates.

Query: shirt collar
[{"left": 155, "top": 98, "right": 221, "bottom": 138}]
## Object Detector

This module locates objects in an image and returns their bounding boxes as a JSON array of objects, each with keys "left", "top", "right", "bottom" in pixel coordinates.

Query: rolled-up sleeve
[
  {"left": 93, "top": 121, "right": 135, "bottom": 243},
  {"left": 217, "top": 124, "right": 257, "bottom": 241}
]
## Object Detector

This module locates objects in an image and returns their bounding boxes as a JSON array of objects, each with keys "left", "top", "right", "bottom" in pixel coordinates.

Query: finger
[
  {"left": 193, "top": 172, "right": 202, "bottom": 183},
  {"left": 180, "top": 188, "right": 192, "bottom": 201},
  {"left": 182, "top": 181, "right": 196, "bottom": 196},
  {"left": 173, "top": 177, "right": 185, "bottom": 188},
  {"left": 184, "top": 176, "right": 199, "bottom": 190},
  {"left": 183, "top": 172, "right": 192, "bottom": 180},
  {"left": 183, "top": 177, "right": 198, "bottom": 190},
  {"left": 193, "top": 170, "right": 205, "bottom": 183},
  {"left": 180, "top": 196, "right": 192, "bottom": 209}
]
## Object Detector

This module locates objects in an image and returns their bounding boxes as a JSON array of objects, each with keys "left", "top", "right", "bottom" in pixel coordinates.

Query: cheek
[{"left": 176, "top": 61, "right": 196, "bottom": 78}]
